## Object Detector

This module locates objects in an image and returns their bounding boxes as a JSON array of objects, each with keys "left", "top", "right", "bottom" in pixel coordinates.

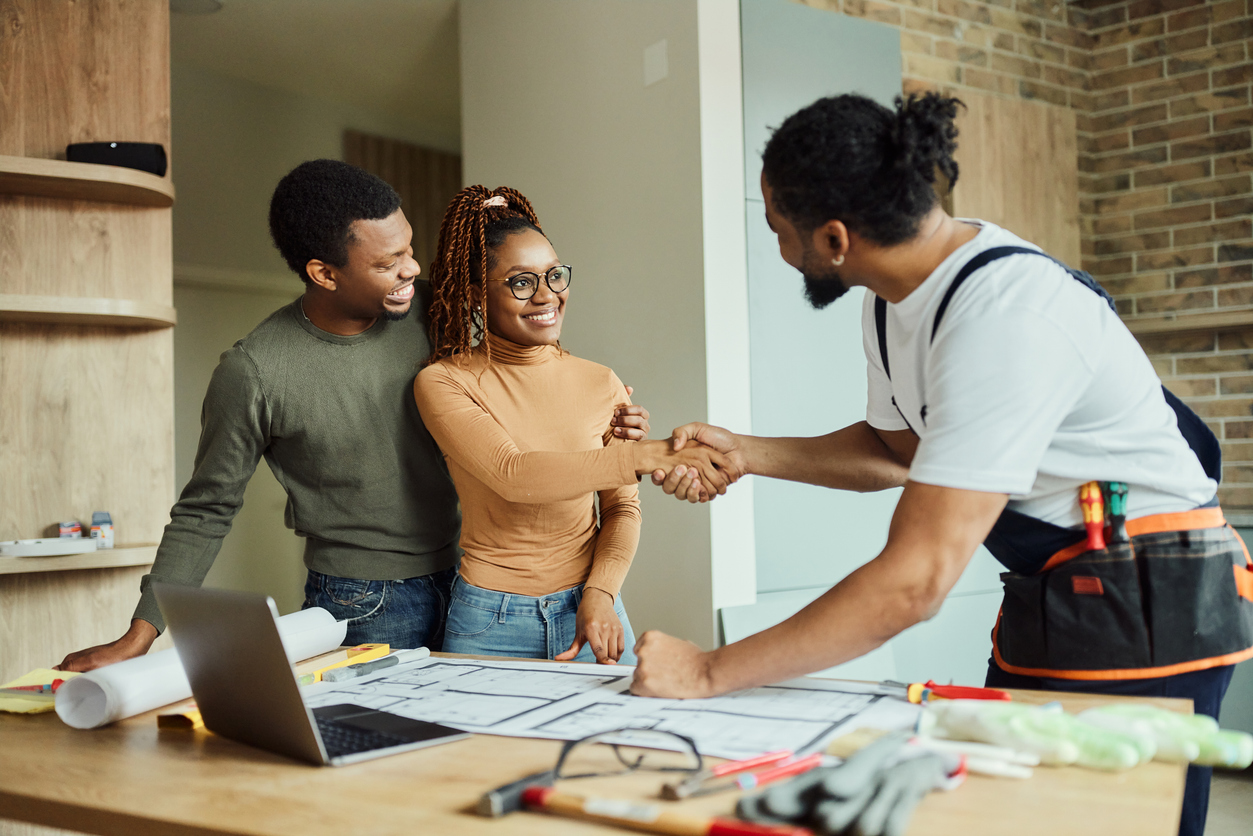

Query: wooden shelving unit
[
  {"left": 1, "top": 0, "right": 177, "bottom": 686},
  {"left": 0, "top": 545, "right": 158, "bottom": 577},
  {"left": 0, "top": 294, "right": 176, "bottom": 328},
  {"left": 0, "top": 154, "right": 174, "bottom": 207},
  {"left": 1125, "top": 310, "right": 1253, "bottom": 338}
]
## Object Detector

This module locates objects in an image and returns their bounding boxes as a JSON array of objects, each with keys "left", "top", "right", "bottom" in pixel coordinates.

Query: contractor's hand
[
  {"left": 555, "top": 588, "right": 624, "bottom": 664},
  {"left": 55, "top": 618, "right": 158, "bottom": 672},
  {"left": 634, "top": 439, "right": 736, "bottom": 496},
  {"left": 609, "top": 385, "right": 650, "bottom": 441},
  {"left": 630, "top": 630, "right": 716, "bottom": 699},
  {"left": 651, "top": 423, "right": 748, "bottom": 502}
]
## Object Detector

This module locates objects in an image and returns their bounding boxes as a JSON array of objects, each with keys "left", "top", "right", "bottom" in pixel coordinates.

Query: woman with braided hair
[{"left": 413, "top": 185, "right": 735, "bottom": 664}]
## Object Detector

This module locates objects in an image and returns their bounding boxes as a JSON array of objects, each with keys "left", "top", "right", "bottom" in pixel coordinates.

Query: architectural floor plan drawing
[{"left": 304, "top": 658, "right": 906, "bottom": 759}]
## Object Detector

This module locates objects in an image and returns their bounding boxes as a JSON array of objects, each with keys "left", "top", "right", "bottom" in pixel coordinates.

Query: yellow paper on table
[{"left": 1, "top": 668, "right": 80, "bottom": 715}]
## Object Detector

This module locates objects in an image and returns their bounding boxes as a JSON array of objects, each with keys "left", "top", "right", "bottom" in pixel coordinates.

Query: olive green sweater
[{"left": 134, "top": 286, "right": 460, "bottom": 631}]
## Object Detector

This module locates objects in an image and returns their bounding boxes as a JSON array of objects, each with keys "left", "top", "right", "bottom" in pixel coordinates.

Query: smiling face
[
  {"left": 483, "top": 228, "right": 567, "bottom": 346},
  {"left": 331, "top": 209, "right": 420, "bottom": 322}
]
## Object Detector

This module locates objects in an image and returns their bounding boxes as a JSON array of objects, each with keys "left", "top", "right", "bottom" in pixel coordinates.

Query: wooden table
[{"left": 0, "top": 660, "right": 1189, "bottom": 836}]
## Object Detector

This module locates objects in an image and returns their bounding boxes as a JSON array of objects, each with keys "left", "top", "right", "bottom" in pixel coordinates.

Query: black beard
[
  {"left": 802, "top": 270, "right": 849, "bottom": 309},
  {"left": 383, "top": 307, "right": 412, "bottom": 322}
]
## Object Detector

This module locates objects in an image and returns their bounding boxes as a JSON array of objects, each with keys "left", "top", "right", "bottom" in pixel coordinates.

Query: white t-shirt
[{"left": 863, "top": 220, "right": 1216, "bottom": 527}]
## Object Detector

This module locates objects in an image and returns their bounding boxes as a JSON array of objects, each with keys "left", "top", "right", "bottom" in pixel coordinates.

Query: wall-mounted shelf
[
  {"left": 0, "top": 154, "right": 174, "bottom": 207},
  {"left": 0, "top": 544, "right": 158, "bottom": 576},
  {"left": 1125, "top": 310, "right": 1253, "bottom": 338},
  {"left": 0, "top": 294, "right": 177, "bottom": 328}
]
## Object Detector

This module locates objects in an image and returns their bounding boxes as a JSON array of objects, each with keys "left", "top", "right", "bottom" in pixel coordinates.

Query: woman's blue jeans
[{"left": 442, "top": 575, "right": 638, "bottom": 665}]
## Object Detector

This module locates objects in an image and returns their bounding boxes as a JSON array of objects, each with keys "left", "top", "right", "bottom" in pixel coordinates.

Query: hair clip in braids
[{"left": 482, "top": 195, "right": 508, "bottom": 209}]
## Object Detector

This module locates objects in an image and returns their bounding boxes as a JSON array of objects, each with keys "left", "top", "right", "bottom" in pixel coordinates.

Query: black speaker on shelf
[{"left": 66, "top": 142, "right": 167, "bottom": 177}]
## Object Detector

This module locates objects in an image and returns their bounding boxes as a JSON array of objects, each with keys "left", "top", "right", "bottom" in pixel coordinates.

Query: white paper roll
[{"left": 55, "top": 607, "right": 347, "bottom": 729}]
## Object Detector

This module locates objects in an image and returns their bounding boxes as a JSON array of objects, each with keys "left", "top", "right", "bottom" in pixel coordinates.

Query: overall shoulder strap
[
  {"left": 931, "top": 246, "right": 1041, "bottom": 343},
  {"left": 929, "top": 245, "right": 1221, "bottom": 483},
  {"left": 874, "top": 295, "right": 890, "bottom": 379}
]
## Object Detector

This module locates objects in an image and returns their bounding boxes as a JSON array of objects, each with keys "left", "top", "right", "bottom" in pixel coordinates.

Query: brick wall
[
  {"left": 798, "top": 0, "right": 1253, "bottom": 510},
  {"left": 1073, "top": 0, "right": 1253, "bottom": 511},
  {"left": 798, "top": 0, "right": 1093, "bottom": 106}
]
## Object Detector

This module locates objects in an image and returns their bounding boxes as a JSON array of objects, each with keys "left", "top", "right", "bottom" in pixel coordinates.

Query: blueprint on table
[{"left": 303, "top": 658, "right": 913, "bottom": 759}]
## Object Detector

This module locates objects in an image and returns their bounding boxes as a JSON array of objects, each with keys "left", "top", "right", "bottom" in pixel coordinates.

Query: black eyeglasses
[
  {"left": 553, "top": 728, "right": 703, "bottom": 780},
  {"left": 491, "top": 264, "right": 573, "bottom": 300}
]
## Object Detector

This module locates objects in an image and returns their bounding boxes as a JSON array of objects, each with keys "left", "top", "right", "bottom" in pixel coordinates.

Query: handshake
[{"left": 635, "top": 422, "right": 746, "bottom": 504}]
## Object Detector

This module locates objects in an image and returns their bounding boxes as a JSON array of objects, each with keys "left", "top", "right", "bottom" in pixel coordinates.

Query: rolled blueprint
[{"left": 55, "top": 607, "right": 346, "bottom": 729}]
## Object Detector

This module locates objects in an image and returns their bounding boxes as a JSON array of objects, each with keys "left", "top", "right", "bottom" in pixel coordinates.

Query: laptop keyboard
[{"left": 315, "top": 715, "right": 412, "bottom": 758}]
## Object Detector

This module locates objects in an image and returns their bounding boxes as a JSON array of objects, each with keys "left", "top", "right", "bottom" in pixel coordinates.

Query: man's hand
[
  {"left": 635, "top": 439, "right": 738, "bottom": 497},
  {"left": 629, "top": 630, "right": 716, "bottom": 698},
  {"left": 650, "top": 423, "right": 749, "bottom": 503},
  {"left": 610, "top": 385, "right": 650, "bottom": 441},
  {"left": 554, "top": 588, "right": 624, "bottom": 664},
  {"left": 55, "top": 618, "right": 158, "bottom": 672}
]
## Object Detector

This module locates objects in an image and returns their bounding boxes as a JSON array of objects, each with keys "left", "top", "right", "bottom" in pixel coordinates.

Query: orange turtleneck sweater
[{"left": 412, "top": 334, "right": 642, "bottom": 598}]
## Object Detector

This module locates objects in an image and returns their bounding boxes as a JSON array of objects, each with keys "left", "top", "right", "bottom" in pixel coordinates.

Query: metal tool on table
[{"left": 477, "top": 769, "right": 557, "bottom": 817}]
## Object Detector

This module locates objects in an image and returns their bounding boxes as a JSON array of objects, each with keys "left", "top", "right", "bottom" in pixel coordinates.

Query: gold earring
[{"left": 832, "top": 255, "right": 845, "bottom": 267}]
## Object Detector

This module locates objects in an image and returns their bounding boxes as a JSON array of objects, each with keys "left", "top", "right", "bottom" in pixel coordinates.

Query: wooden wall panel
[
  {"left": 0, "top": 0, "right": 171, "bottom": 159},
  {"left": 0, "top": 566, "right": 174, "bottom": 686},
  {"left": 951, "top": 92, "right": 1081, "bottom": 268},
  {"left": 0, "top": 196, "right": 172, "bottom": 302},
  {"left": 344, "top": 130, "right": 462, "bottom": 272},
  {"left": 0, "top": 324, "right": 174, "bottom": 545}
]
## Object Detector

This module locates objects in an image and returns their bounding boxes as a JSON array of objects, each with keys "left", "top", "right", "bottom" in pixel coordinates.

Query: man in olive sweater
[{"left": 58, "top": 160, "right": 648, "bottom": 671}]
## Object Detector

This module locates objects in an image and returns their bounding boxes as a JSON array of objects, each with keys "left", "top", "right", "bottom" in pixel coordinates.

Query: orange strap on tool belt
[{"left": 993, "top": 507, "right": 1253, "bottom": 681}]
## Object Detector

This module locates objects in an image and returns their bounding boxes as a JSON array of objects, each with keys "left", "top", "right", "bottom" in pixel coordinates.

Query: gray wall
[
  {"left": 733, "top": 0, "right": 1003, "bottom": 685},
  {"left": 459, "top": 0, "right": 720, "bottom": 646},
  {"left": 170, "top": 62, "right": 449, "bottom": 613}
]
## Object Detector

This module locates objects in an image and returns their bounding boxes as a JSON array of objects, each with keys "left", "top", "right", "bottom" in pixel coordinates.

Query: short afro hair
[
  {"left": 762, "top": 93, "right": 962, "bottom": 246},
  {"left": 268, "top": 159, "right": 402, "bottom": 282}
]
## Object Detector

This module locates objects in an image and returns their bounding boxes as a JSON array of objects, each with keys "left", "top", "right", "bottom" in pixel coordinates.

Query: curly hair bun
[
  {"left": 761, "top": 92, "right": 964, "bottom": 247},
  {"left": 892, "top": 93, "right": 961, "bottom": 187}
]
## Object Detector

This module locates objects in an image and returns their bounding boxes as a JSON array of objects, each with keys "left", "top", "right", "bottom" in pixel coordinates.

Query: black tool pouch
[
  {"left": 998, "top": 541, "right": 1152, "bottom": 673},
  {"left": 997, "top": 526, "right": 1253, "bottom": 676}
]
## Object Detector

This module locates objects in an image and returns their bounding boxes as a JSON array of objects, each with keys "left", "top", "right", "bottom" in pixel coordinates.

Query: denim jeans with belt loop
[{"left": 442, "top": 575, "right": 638, "bottom": 665}]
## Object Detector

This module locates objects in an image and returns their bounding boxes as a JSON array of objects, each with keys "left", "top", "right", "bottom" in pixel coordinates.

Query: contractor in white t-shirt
[
  {"left": 631, "top": 93, "right": 1252, "bottom": 836},
  {"left": 864, "top": 219, "right": 1214, "bottom": 530}
]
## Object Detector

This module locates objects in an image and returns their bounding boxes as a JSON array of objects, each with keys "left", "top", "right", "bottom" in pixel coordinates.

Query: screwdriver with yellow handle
[{"left": 1079, "top": 481, "right": 1106, "bottom": 551}]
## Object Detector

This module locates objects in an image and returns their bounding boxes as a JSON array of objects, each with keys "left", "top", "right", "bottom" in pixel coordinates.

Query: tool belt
[{"left": 991, "top": 507, "right": 1253, "bottom": 680}]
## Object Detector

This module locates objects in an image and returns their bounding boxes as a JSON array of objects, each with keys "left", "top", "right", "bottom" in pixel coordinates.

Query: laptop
[{"left": 153, "top": 583, "right": 470, "bottom": 766}]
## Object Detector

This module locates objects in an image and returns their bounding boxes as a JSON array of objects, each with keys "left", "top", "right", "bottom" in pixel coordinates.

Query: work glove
[
  {"left": 921, "top": 700, "right": 1144, "bottom": 771},
  {"left": 1078, "top": 704, "right": 1253, "bottom": 769},
  {"left": 737, "top": 731, "right": 959, "bottom": 836}
]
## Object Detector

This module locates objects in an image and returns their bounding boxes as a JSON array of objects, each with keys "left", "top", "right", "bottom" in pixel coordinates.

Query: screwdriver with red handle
[{"left": 880, "top": 680, "right": 1011, "bottom": 703}]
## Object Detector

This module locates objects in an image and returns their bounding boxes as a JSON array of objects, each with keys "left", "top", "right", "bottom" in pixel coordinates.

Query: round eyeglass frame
[
  {"left": 552, "top": 728, "right": 703, "bottom": 781},
  {"left": 491, "top": 264, "right": 573, "bottom": 300}
]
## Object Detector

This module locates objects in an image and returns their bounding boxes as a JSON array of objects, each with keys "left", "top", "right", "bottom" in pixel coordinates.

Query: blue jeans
[
  {"left": 986, "top": 660, "right": 1234, "bottom": 836},
  {"left": 302, "top": 566, "right": 456, "bottom": 651},
  {"left": 442, "top": 575, "right": 638, "bottom": 665}
]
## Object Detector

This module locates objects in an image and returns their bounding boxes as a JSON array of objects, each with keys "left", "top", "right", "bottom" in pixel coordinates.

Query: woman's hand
[
  {"left": 634, "top": 439, "right": 737, "bottom": 498},
  {"left": 609, "top": 385, "right": 651, "bottom": 441},
  {"left": 555, "top": 588, "right": 623, "bottom": 664}
]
